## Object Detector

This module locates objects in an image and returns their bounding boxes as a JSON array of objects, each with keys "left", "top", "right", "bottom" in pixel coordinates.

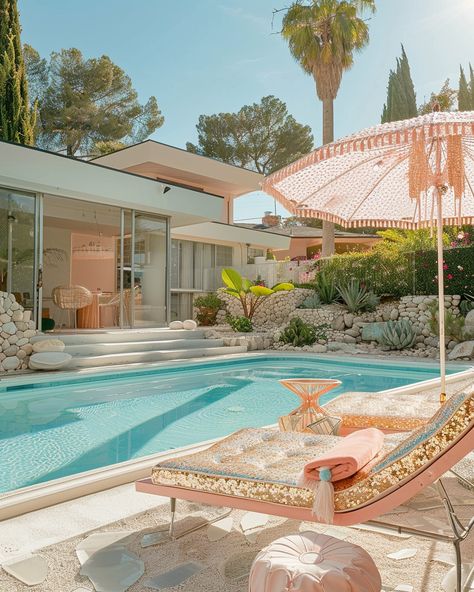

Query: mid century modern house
[
  {"left": 0, "top": 139, "right": 289, "bottom": 331},
  {"left": 237, "top": 212, "right": 380, "bottom": 260}
]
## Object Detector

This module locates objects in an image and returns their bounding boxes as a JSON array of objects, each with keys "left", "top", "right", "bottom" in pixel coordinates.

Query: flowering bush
[{"left": 414, "top": 245, "right": 474, "bottom": 296}]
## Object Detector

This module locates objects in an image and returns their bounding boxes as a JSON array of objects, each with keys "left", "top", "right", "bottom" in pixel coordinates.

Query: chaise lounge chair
[{"left": 137, "top": 386, "right": 474, "bottom": 591}]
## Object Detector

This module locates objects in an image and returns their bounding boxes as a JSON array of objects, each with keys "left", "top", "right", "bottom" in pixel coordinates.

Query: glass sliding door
[
  {"left": 0, "top": 187, "right": 38, "bottom": 321},
  {"left": 132, "top": 213, "right": 168, "bottom": 327}
]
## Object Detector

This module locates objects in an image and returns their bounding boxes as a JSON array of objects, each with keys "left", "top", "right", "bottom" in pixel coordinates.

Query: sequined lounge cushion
[
  {"left": 324, "top": 391, "right": 444, "bottom": 431},
  {"left": 151, "top": 388, "right": 473, "bottom": 513}
]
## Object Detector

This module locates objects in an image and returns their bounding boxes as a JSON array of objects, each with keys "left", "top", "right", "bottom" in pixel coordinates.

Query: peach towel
[
  {"left": 299, "top": 427, "right": 385, "bottom": 483},
  {"left": 297, "top": 428, "right": 385, "bottom": 523}
]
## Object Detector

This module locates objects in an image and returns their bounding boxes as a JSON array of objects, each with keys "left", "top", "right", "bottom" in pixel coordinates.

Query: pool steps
[{"left": 31, "top": 329, "right": 248, "bottom": 369}]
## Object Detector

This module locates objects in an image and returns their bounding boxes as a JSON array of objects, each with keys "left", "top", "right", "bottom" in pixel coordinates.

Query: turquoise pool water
[{"left": 0, "top": 355, "right": 458, "bottom": 493}]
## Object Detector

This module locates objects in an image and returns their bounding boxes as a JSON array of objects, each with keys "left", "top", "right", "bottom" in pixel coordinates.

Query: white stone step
[
  {"left": 65, "top": 338, "right": 224, "bottom": 355},
  {"left": 68, "top": 345, "right": 248, "bottom": 369},
  {"left": 31, "top": 328, "right": 205, "bottom": 345}
]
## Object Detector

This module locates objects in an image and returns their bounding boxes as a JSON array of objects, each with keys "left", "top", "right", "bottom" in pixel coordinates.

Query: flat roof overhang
[
  {"left": 93, "top": 140, "right": 263, "bottom": 199},
  {"left": 172, "top": 221, "right": 291, "bottom": 250},
  {"left": 0, "top": 141, "right": 223, "bottom": 227}
]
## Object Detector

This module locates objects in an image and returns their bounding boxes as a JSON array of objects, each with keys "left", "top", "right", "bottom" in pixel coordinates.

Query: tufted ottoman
[{"left": 249, "top": 531, "right": 382, "bottom": 592}]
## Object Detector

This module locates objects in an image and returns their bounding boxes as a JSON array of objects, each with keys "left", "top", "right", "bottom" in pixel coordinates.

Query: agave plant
[
  {"left": 299, "top": 292, "right": 322, "bottom": 309},
  {"left": 337, "top": 279, "right": 380, "bottom": 313},
  {"left": 379, "top": 319, "right": 417, "bottom": 350},
  {"left": 315, "top": 271, "right": 339, "bottom": 304},
  {"left": 279, "top": 317, "right": 317, "bottom": 347},
  {"left": 221, "top": 268, "right": 294, "bottom": 320}
]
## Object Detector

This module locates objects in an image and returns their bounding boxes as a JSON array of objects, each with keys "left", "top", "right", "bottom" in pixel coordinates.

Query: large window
[{"left": 170, "top": 240, "right": 233, "bottom": 320}]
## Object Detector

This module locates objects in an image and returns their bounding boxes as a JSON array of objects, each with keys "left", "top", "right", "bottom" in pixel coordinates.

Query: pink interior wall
[{"left": 70, "top": 233, "right": 116, "bottom": 293}]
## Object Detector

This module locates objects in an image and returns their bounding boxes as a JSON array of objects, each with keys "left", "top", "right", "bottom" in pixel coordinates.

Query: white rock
[
  {"left": 2, "top": 321, "right": 16, "bottom": 335},
  {"left": 11, "top": 310, "right": 23, "bottom": 321},
  {"left": 29, "top": 352, "right": 72, "bottom": 370},
  {"left": 3, "top": 356, "right": 20, "bottom": 371},
  {"left": 448, "top": 341, "right": 474, "bottom": 360},
  {"left": 0, "top": 313, "right": 10, "bottom": 323},
  {"left": 183, "top": 319, "right": 197, "bottom": 330},
  {"left": 32, "top": 339, "right": 65, "bottom": 353},
  {"left": 169, "top": 320, "right": 183, "bottom": 330}
]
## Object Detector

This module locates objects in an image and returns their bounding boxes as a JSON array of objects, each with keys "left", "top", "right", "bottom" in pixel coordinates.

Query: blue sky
[{"left": 19, "top": 0, "right": 474, "bottom": 222}]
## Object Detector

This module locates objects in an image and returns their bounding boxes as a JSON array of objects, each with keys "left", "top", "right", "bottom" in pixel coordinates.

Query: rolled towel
[{"left": 297, "top": 428, "right": 385, "bottom": 523}]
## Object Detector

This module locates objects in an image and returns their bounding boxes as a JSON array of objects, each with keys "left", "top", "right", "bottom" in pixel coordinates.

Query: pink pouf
[{"left": 249, "top": 532, "right": 381, "bottom": 592}]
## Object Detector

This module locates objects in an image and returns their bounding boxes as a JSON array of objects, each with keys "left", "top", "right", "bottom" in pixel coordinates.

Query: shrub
[
  {"left": 427, "top": 301, "right": 468, "bottom": 342},
  {"left": 379, "top": 319, "right": 417, "bottom": 350},
  {"left": 279, "top": 318, "right": 317, "bottom": 347},
  {"left": 221, "top": 268, "right": 294, "bottom": 320},
  {"left": 337, "top": 280, "right": 380, "bottom": 313},
  {"left": 193, "top": 293, "right": 223, "bottom": 326},
  {"left": 414, "top": 245, "right": 474, "bottom": 296},
  {"left": 226, "top": 315, "right": 253, "bottom": 332},
  {"left": 459, "top": 293, "right": 474, "bottom": 317},
  {"left": 298, "top": 293, "right": 321, "bottom": 309},
  {"left": 314, "top": 251, "right": 411, "bottom": 298}
]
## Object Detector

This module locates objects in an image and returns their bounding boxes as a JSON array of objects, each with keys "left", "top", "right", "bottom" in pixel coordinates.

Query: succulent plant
[
  {"left": 299, "top": 293, "right": 322, "bottom": 309},
  {"left": 316, "top": 272, "right": 340, "bottom": 304},
  {"left": 379, "top": 319, "right": 417, "bottom": 350},
  {"left": 226, "top": 315, "right": 253, "bottom": 333},
  {"left": 337, "top": 279, "right": 380, "bottom": 313},
  {"left": 279, "top": 317, "right": 317, "bottom": 347}
]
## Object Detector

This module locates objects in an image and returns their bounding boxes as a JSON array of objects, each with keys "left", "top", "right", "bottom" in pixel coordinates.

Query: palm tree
[{"left": 281, "top": 0, "right": 375, "bottom": 256}]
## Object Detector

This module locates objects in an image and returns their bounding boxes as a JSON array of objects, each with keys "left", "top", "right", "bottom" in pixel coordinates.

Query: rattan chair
[{"left": 52, "top": 285, "right": 93, "bottom": 329}]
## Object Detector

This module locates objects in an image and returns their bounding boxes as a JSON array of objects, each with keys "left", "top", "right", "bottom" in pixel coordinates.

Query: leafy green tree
[
  {"left": 381, "top": 45, "right": 417, "bottom": 123},
  {"left": 0, "top": 0, "right": 36, "bottom": 144},
  {"left": 280, "top": 0, "right": 375, "bottom": 257},
  {"left": 458, "top": 66, "right": 471, "bottom": 111},
  {"left": 418, "top": 79, "right": 457, "bottom": 115},
  {"left": 186, "top": 95, "right": 313, "bottom": 174},
  {"left": 25, "top": 47, "right": 164, "bottom": 156}
]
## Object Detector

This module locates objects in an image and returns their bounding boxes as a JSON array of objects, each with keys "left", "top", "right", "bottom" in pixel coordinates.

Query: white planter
[{"left": 254, "top": 256, "right": 266, "bottom": 264}]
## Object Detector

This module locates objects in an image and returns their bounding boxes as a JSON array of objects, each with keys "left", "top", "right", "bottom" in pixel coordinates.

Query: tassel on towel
[{"left": 298, "top": 466, "right": 335, "bottom": 523}]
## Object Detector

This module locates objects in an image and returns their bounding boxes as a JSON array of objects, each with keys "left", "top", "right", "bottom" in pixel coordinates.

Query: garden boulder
[
  {"left": 448, "top": 341, "right": 474, "bottom": 360},
  {"left": 360, "top": 321, "right": 388, "bottom": 343}
]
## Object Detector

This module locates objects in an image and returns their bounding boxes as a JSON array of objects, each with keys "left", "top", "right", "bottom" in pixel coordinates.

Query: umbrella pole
[{"left": 436, "top": 188, "right": 447, "bottom": 403}]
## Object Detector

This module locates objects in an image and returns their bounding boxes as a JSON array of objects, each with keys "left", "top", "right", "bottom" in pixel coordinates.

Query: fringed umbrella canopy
[
  {"left": 263, "top": 110, "right": 474, "bottom": 403},
  {"left": 263, "top": 111, "right": 474, "bottom": 229}
]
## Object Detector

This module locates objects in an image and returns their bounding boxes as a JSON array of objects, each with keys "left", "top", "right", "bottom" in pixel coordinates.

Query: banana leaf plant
[{"left": 221, "top": 268, "right": 294, "bottom": 320}]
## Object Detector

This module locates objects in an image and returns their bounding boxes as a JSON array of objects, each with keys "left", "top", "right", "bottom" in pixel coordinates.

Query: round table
[{"left": 278, "top": 378, "right": 341, "bottom": 433}]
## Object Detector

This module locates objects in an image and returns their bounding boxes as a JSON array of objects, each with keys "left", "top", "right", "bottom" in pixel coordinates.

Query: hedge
[
  {"left": 311, "top": 245, "right": 474, "bottom": 297},
  {"left": 414, "top": 245, "right": 474, "bottom": 296},
  {"left": 313, "top": 251, "right": 413, "bottom": 297}
]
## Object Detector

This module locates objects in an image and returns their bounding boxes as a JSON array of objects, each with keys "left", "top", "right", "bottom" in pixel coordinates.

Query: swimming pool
[{"left": 0, "top": 355, "right": 461, "bottom": 493}]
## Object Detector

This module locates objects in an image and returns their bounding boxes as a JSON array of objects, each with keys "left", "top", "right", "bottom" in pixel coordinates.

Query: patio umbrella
[{"left": 262, "top": 111, "right": 474, "bottom": 403}]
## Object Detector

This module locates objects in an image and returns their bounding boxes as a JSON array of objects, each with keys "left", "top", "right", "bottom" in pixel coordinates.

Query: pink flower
[
  {"left": 447, "top": 274, "right": 453, "bottom": 280},
  {"left": 443, "top": 263, "right": 448, "bottom": 270}
]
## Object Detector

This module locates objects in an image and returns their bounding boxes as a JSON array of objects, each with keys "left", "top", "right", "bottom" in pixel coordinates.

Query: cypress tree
[
  {"left": 380, "top": 45, "right": 417, "bottom": 123},
  {"left": 470, "top": 64, "right": 474, "bottom": 110},
  {"left": 458, "top": 66, "right": 471, "bottom": 111},
  {"left": 0, "top": 0, "right": 35, "bottom": 144},
  {"left": 398, "top": 45, "right": 417, "bottom": 117}
]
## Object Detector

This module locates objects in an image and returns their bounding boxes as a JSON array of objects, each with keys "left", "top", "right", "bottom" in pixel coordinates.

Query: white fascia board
[
  {"left": 0, "top": 142, "right": 223, "bottom": 225},
  {"left": 172, "top": 222, "right": 290, "bottom": 250}
]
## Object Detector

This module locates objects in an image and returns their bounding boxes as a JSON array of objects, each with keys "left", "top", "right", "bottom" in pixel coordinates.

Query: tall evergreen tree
[
  {"left": 0, "top": 0, "right": 35, "bottom": 144},
  {"left": 458, "top": 66, "right": 471, "bottom": 111},
  {"left": 469, "top": 64, "right": 474, "bottom": 109},
  {"left": 381, "top": 45, "right": 417, "bottom": 123}
]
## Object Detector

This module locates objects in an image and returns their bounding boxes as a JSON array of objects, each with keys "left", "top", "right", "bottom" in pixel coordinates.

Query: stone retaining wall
[
  {"left": 0, "top": 292, "right": 38, "bottom": 372},
  {"left": 209, "top": 289, "right": 470, "bottom": 359},
  {"left": 215, "top": 288, "right": 312, "bottom": 327}
]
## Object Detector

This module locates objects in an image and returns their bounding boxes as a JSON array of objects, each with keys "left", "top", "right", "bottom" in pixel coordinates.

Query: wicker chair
[{"left": 52, "top": 285, "right": 93, "bottom": 329}]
